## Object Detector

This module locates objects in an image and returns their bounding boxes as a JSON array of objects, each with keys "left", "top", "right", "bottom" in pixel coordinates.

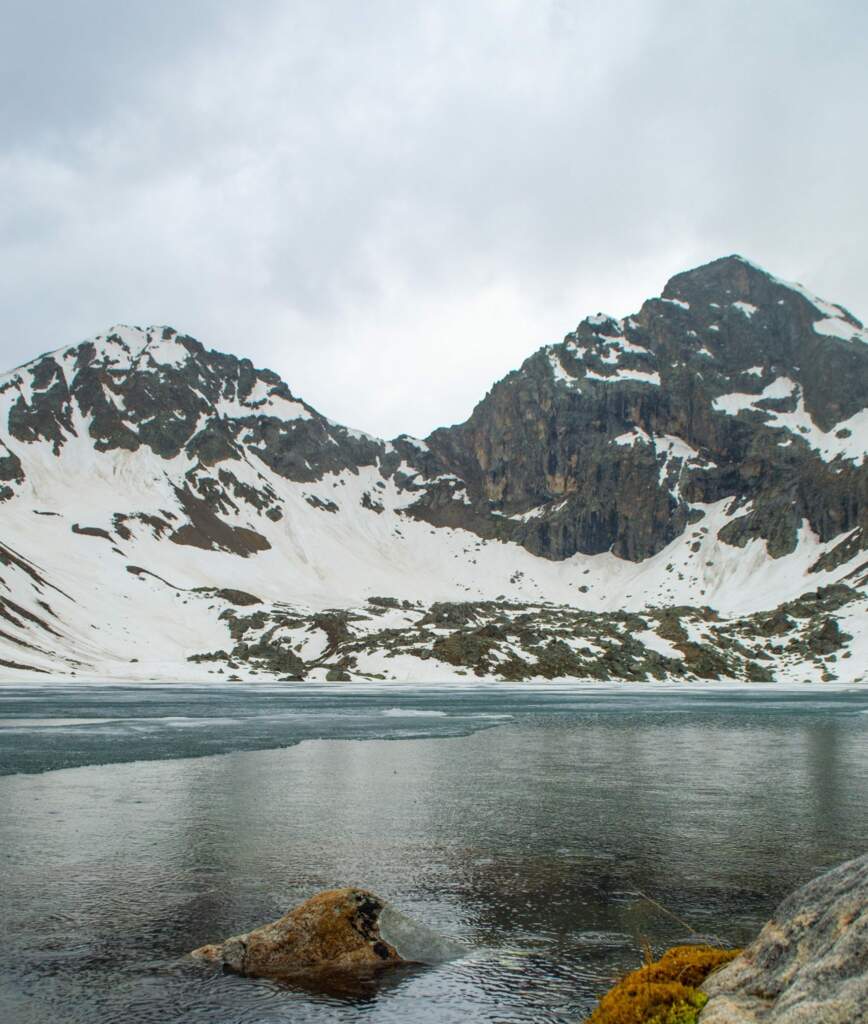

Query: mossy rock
[{"left": 587, "top": 944, "right": 740, "bottom": 1024}]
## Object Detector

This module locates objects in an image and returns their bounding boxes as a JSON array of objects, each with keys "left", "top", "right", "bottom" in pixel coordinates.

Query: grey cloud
[
  {"left": 0, "top": 0, "right": 866, "bottom": 436},
  {"left": 0, "top": 1, "right": 247, "bottom": 147}
]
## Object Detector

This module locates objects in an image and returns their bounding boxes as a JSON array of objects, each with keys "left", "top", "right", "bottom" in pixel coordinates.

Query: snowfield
[{"left": 0, "top": 429, "right": 865, "bottom": 684}]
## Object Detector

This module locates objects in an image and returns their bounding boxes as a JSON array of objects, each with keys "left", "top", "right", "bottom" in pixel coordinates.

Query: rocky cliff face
[
  {"left": 414, "top": 256, "right": 868, "bottom": 565},
  {"left": 0, "top": 256, "right": 865, "bottom": 682}
]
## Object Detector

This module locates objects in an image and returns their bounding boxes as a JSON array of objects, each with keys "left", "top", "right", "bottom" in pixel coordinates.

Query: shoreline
[{"left": 0, "top": 677, "right": 864, "bottom": 691}]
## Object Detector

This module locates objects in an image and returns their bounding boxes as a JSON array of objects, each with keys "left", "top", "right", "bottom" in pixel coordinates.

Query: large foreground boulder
[
  {"left": 700, "top": 853, "right": 868, "bottom": 1023},
  {"left": 191, "top": 887, "right": 464, "bottom": 980}
]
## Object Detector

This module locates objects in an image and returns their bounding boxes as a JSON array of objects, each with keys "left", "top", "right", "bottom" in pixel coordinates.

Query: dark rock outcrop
[{"left": 414, "top": 256, "right": 868, "bottom": 562}]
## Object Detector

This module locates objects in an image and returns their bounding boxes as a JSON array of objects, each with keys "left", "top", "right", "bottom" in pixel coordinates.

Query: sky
[{"left": 1, "top": 1, "right": 866, "bottom": 439}]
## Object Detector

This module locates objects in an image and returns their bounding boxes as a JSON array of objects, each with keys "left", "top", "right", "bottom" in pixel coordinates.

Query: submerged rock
[
  {"left": 191, "top": 887, "right": 464, "bottom": 980},
  {"left": 699, "top": 853, "right": 868, "bottom": 1023}
]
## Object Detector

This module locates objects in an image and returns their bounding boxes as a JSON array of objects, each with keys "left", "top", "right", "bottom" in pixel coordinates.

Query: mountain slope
[{"left": 0, "top": 256, "right": 865, "bottom": 683}]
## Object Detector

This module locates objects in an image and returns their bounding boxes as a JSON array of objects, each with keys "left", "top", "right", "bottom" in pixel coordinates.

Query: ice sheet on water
[{"left": 381, "top": 708, "right": 449, "bottom": 717}]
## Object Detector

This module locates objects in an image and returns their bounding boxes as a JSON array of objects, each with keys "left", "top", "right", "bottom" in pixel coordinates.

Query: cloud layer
[{"left": 2, "top": 0, "right": 866, "bottom": 437}]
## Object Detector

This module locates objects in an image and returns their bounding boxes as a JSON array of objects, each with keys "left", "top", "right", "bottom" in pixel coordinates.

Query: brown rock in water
[
  {"left": 191, "top": 887, "right": 463, "bottom": 980},
  {"left": 699, "top": 853, "right": 868, "bottom": 1023}
]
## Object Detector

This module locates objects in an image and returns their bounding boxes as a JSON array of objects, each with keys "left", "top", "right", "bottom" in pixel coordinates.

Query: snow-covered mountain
[{"left": 1, "top": 255, "right": 866, "bottom": 683}]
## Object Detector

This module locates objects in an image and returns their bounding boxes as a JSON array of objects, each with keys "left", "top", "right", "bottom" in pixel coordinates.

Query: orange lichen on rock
[
  {"left": 191, "top": 887, "right": 402, "bottom": 980},
  {"left": 587, "top": 945, "right": 741, "bottom": 1024}
]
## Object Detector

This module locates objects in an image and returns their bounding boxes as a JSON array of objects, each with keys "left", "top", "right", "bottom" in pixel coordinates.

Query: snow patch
[
  {"left": 714, "top": 378, "right": 866, "bottom": 463},
  {"left": 399, "top": 436, "right": 430, "bottom": 453},
  {"left": 732, "top": 301, "right": 758, "bottom": 318},
  {"left": 548, "top": 349, "right": 581, "bottom": 388},
  {"left": 713, "top": 377, "right": 797, "bottom": 415},
  {"left": 613, "top": 428, "right": 652, "bottom": 447},
  {"left": 587, "top": 368, "right": 660, "bottom": 386},
  {"left": 636, "top": 630, "right": 682, "bottom": 660},
  {"left": 220, "top": 392, "right": 312, "bottom": 421},
  {"left": 813, "top": 318, "right": 868, "bottom": 344}
]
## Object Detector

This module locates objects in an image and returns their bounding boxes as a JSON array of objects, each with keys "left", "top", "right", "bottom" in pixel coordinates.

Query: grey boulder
[{"left": 700, "top": 853, "right": 868, "bottom": 1023}]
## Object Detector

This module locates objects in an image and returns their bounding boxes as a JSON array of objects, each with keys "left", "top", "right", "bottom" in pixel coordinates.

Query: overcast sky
[{"left": 1, "top": 1, "right": 866, "bottom": 438}]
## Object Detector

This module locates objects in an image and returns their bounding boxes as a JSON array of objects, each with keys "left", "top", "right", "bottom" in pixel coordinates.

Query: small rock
[
  {"left": 700, "top": 853, "right": 868, "bottom": 1023},
  {"left": 191, "top": 887, "right": 463, "bottom": 981}
]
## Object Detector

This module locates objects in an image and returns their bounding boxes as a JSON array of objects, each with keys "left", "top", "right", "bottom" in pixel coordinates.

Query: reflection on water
[{"left": 0, "top": 686, "right": 866, "bottom": 1023}]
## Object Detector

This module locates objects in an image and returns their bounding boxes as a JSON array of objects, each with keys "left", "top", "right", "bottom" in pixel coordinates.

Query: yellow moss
[
  {"left": 634, "top": 945, "right": 741, "bottom": 989},
  {"left": 587, "top": 945, "right": 741, "bottom": 1024}
]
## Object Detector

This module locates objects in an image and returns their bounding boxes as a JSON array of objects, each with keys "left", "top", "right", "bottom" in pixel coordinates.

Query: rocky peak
[
  {"left": 659, "top": 253, "right": 864, "bottom": 341},
  {"left": 0, "top": 323, "right": 400, "bottom": 529},
  {"left": 662, "top": 253, "right": 773, "bottom": 305},
  {"left": 411, "top": 256, "right": 867, "bottom": 564},
  {"left": 75, "top": 324, "right": 204, "bottom": 370}
]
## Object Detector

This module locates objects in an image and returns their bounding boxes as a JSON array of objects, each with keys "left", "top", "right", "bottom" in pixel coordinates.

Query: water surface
[{"left": 0, "top": 684, "right": 865, "bottom": 1023}]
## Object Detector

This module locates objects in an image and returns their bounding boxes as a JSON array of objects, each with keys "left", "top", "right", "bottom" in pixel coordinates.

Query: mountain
[{"left": 0, "top": 255, "right": 865, "bottom": 684}]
